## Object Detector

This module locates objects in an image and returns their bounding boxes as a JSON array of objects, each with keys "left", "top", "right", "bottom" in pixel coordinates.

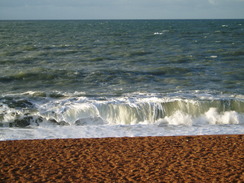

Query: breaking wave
[{"left": 0, "top": 92, "right": 243, "bottom": 128}]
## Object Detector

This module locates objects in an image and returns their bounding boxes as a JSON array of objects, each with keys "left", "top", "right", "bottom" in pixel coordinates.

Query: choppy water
[{"left": 0, "top": 20, "right": 244, "bottom": 140}]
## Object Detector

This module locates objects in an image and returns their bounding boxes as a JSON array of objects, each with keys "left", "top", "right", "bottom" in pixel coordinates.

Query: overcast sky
[{"left": 0, "top": 0, "right": 244, "bottom": 20}]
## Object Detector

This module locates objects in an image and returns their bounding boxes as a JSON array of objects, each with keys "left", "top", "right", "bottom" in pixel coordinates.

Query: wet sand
[{"left": 1, "top": 135, "right": 243, "bottom": 182}]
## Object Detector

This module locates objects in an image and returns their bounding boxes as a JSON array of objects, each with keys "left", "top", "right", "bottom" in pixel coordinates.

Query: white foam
[
  {"left": 1, "top": 92, "right": 244, "bottom": 140},
  {"left": 205, "top": 108, "right": 239, "bottom": 125},
  {"left": 154, "top": 32, "right": 163, "bottom": 35},
  {"left": 0, "top": 104, "right": 21, "bottom": 124},
  {"left": 62, "top": 103, "right": 101, "bottom": 124},
  {"left": 153, "top": 30, "right": 169, "bottom": 35},
  {"left": 160, "top": 111, "right": 193, "bottom": 126},
  {"left": 1, "top": 121, "right": 243, "bottom": 141}
]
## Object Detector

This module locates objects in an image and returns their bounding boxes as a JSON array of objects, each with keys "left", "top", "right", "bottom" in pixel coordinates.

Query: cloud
[
  {"left": 208, "top": 0, "right": 217, "bottom": 4},
  {"left": 208, "top": 0, "right": 244, "bottom": 4}
]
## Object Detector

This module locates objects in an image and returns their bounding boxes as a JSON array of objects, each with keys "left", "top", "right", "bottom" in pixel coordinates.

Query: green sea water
[
  {"left": 1, "top": 20, "right": 243, "bottom": 95},
  {"left": 0, "top": 20, "right": 243, "bottom": 139}
]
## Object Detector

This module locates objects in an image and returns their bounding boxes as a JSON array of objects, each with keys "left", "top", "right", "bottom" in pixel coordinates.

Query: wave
[
  {"left": 0, "top": 92, "right": 243, "bottom": 128},
  {"left": 1, "top": 67, "right": 192, "bottom": 84},
  {"left": 0, "top": 69, "right": 84, "bottom": 83}
]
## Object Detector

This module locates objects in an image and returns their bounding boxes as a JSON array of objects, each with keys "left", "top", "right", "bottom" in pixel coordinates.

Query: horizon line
[{"left": 1, "top": 18, "right": 244, "bottom": 21}]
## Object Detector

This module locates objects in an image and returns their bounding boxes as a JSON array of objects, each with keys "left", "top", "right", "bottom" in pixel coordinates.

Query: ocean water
[{"left": 0, "top": 20, "right": 243, "bottom": 140}]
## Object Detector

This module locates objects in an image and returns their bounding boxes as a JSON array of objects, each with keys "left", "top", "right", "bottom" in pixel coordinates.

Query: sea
[{"left": 0, "top": 19, "right": 243, "bottom": 140}]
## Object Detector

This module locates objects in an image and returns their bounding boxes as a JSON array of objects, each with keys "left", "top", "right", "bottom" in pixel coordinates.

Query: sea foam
[{"left": 0, "top": 92, "right": 243, "bottom": 140}]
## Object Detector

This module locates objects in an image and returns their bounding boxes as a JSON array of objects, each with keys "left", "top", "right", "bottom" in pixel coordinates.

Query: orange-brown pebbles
[{"left": 1, "top": 135, "right": 243, "bottom": 182}]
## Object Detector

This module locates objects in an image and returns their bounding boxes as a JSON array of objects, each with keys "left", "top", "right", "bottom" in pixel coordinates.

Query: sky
[{"left": 0, "top": 0, "right": 244, "bottom": 20}]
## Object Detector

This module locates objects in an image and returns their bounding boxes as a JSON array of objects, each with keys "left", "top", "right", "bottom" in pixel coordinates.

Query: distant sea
[{"left": 0, "top": 20, "right": 243, "bottom": 140}]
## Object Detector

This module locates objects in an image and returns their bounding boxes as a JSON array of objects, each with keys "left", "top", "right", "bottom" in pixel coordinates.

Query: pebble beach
[{"left": 1, "top": 135, "right": 243, "bottom": 182}]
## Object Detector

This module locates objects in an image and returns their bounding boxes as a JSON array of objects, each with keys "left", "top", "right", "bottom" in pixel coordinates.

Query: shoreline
[{"left": 1, "top": 134, "right": 244, "bottom": 182}]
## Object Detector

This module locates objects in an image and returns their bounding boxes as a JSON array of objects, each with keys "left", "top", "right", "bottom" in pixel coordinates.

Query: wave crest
[{"left": 0, "top": 92, "right": 243, "bottom": 127}]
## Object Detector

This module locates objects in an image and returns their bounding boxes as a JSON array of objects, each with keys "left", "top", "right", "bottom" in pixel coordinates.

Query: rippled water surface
[{"left": 0, "top": 20, "right": 243, "bottom": 140}]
